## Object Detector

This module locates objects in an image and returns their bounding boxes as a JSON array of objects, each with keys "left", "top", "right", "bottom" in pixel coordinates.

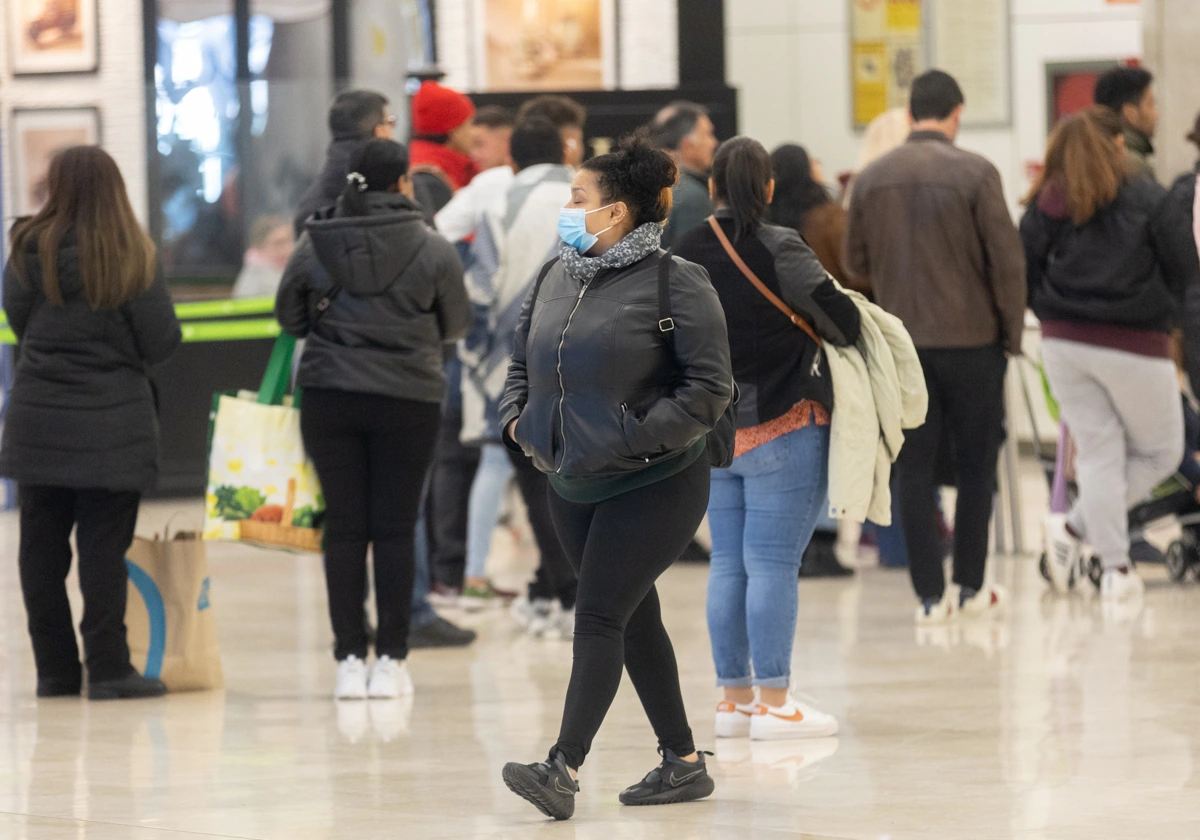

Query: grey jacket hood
[{"left": 307, "top": 193, "right": 431, "bottom": 297}]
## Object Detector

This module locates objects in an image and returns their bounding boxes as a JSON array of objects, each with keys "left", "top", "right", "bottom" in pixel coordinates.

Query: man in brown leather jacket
[{"left": 844, "top": 69, "right": 1026, "bottom": 624}]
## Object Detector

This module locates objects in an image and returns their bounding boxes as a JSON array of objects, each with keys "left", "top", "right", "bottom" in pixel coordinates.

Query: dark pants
[
  {"left": 548, "top": 456, "right": 709, "bottom": 770},
  {"left": 19, "top": 486, "right": 141, "bottom": 687},
  {"left": 301, "top": 389, "right": 440, "bottom": 661},
  {"left": 507, "top": 448, "right": 577, "bottom": 609},
  {"left": 426, "top": 407, "right": 481, "bottom": 589},
  {"left": 898, "top": 345, "right": 1007, "bottom": 601}
]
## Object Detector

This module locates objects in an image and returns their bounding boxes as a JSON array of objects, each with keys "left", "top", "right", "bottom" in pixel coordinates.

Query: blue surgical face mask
[{"left": 558, "top": 204, "right": 616, "bottom": 254}]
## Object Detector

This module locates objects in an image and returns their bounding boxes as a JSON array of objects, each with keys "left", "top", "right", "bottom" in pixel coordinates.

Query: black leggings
[
  {"left": 548, "top": 455, "right": 710, "bottom": 769},
  {"left": 301, "top": 388, "right": 440, "bottom": 661},
  {"left": 507, "top": 448, "right": 577, "bottom": 609}
]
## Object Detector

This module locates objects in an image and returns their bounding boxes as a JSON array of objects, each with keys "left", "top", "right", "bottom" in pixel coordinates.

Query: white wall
[
  {"left": 0, "top": 0, "right": 149, "bottom": 228},
  {"left": 726, "top": 0, "right": 1145, "bottom": 211}
]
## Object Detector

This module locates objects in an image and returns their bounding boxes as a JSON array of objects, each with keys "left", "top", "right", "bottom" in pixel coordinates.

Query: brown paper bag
[{"left": 125, "top": 526, "right": 224, "bottom": 691}]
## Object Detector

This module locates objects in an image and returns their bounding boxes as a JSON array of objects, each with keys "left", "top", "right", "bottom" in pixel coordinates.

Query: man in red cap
[{"left": 410, "top": 80, "right": 478, "bottom": 216}]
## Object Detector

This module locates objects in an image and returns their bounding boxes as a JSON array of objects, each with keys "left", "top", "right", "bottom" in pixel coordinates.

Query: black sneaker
[
  {"left": 502, "top": 753, "right": 578, "bottom": 821},
  {"left": 37, "top": 676, "right": 82, "bottom": 698},
  {"left": 618, "top": 749, "right": 715, "bottom": 807},
  {"left": 408, "top": 616, "right": 476, "bottom": 649},
  {"left": 88, "top": 672, "right": 167, "bottom": 701}
]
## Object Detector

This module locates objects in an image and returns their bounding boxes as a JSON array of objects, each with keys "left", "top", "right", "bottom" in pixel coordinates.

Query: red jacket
[{"left": 409, "top": 139, "right": 477, "bottom": 191}]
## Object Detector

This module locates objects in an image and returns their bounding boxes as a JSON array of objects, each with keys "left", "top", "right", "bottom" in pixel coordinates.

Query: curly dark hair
[{"left": 581, "top": 133, "right": 678, "bottom": 227}]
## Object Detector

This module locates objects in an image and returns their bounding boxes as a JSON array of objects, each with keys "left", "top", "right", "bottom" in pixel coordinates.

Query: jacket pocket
[{"left": 512, "top": 386, "right": 557, "bottom": 473}]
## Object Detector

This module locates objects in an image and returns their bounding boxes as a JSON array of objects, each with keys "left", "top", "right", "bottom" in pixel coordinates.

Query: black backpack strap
[
  {"left": 313, "top": 285, "right": 343, "bottom": 323},
  {"left": 532, "top": 256, "right": 561, "bottom": 301},
  {"left": 658, "top": 251, "right": 675, "bottom": 344}
]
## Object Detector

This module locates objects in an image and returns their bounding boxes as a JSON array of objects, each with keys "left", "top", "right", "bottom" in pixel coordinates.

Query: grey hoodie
[{"left": 275, "top": 193, "right": 471, "bottom": 403}]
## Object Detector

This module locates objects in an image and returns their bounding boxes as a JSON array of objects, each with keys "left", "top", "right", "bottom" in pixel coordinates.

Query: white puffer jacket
[{"left": 825, "top": 290, "right": 927, "bottom": 525}]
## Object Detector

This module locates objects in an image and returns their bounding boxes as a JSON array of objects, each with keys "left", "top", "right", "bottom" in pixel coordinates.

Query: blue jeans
[
  {"left": 464, "top": 444, "right": 515, "bottom": 580},
  {"left": 706, "top": 424, "right": 830, "bottom": 689}
]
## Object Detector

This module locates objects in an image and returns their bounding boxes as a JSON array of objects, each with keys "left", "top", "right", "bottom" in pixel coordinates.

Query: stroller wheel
[
  {"left": 1038, "top": 552, "right": 1051, "bottom": 583},
  {"left": 1165, "top": 541, "right": 1190, "bottom": 583}
]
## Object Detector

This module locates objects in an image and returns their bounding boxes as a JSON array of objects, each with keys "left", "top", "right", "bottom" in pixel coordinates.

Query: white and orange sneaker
[
  {"left": 715, "top": 700, "right": 756, "bottom": 738},
  {"left": 750, "top": 697, "right": 839, "bottom": 741}
]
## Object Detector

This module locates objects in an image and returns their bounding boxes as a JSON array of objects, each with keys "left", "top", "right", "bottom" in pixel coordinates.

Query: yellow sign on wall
[{"left": 852, "top": 0, "right": 926, "bottom": 128}]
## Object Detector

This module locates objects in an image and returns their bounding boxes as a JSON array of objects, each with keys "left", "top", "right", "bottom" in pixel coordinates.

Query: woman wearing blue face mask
[{"left": 498, "top": 135, "right": 733, "bottom": 820}]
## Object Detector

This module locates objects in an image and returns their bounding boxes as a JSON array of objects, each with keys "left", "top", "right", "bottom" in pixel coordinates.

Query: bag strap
[
  {"left": 313, "top": 286, "right": 343, "bottom": 323},
  {"left": 257, "top": 333, "right": 296, "bottom": 406},
  {"left": 707, "top": 215, "right": 822, "bottom": 348},
  {"left": 531, "top": 256, "right": 560, "bottom": 302},
  {"left": 658, "top": 251, "right": 675, "bottom": 345}
]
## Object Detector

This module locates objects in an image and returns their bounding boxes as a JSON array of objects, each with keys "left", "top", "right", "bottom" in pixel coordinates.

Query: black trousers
[
  {"left": 301, "top": 389, "right": 440, "bottom": 661},
  {"left": 19, "top": 486, "right": 141, "bottom": 687},
  {"left": 426, "top": 407, "right": 481, "bottom": 589},
  {"left": 548, "top": 455, "right": 709, "bottom": 769},
  {"left": 898, "top": 345, "right": 1007, "bottom": 601},
  {"left": 507, "top": 448, "right": 577, "bottom": 609}
]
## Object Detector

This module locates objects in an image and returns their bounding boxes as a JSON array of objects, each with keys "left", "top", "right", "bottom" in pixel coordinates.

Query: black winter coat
[
  {"left": 1168, "top": 165, "right": 1200, "bottom": 396},
  {"left": 275, "top": 193, "right": 472, "bottom": 403},
  {"left": 0, "top": 237, "right": 182, "bottom": 492},
  {"left": 1020, "top": 177, "right": 1198, "bottom": 332},
  {"left": 500, "top": 251, "right": 732, "bottom": 478},
  {"left": 293, "top": 137, "right": 368, "bottom": 235}
]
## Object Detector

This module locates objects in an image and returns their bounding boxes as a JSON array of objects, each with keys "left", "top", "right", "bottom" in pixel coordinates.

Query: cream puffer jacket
[{"left": 825, "top": 290, "right": 927, "bottom": 525}]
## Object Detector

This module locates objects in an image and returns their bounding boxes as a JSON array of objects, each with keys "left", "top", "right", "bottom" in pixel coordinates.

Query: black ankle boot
[
  {"left": 799, "top": 533, "right": 854, "bottom": 578},
  {"left": 88, "top": 671, "right": 167, "bottom": 700}
]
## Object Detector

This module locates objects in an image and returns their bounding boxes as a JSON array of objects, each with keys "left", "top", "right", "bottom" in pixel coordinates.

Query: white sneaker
[
  {"left": 367, "top": 656, "right": 413, "bottom": 699},
  {"left": 1045, "top": 514, "right": 1081, "bottom": 594},
  {"left": 959, "top": 583, "right": 1008, "bottom": 618},
  {"left": 715, "top": 700, "right": 756, "bottom": 738},
  {"left": 511, "top": 596, "right": 553, "bottom": 629},
  {"left": 915, "top": 597, "right": 954, "bottom": 624},
  {"left": 553, "top": 607, "right": 575, "bottom": 641},
  {"left": 750, "top": 697, "right": 839, "bottom": 741},
  {"left": 335, "top": 655, "right": 368, "bottom": 700},
  {"left": 1100, "top": 567, "right": 1145, "bottom": 602},
  {"left": 528, "top": 600, "right": 559, "bottom": 637}
]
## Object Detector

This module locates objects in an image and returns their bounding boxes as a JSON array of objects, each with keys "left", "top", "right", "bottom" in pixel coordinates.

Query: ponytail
[
  {"left": 339, "top": 139, "right": 410, "bottom": 217},
  {"left": 711, "top": 137, "right": 772, "bottom": 243}
]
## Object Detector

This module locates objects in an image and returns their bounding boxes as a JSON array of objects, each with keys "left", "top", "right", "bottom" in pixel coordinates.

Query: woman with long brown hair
[
  {"left": 1022, "top": 107, "right": 1198, "bottom": 600},
  {"left": 1, "top": 146, "right": 181, "bottom": 699}
]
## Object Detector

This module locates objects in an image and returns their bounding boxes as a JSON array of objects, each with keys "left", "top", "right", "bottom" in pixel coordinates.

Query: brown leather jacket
[
  {"left": 844, "top": 131, "right": 1026, "bottom": 353},
  {"left": 798, "top": 202, "right": 873, "bottom": 296}
]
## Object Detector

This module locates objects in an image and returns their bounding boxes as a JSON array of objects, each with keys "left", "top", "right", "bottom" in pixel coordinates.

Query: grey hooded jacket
[{"left": 275, "top": 193, "right": 471, "bottom": 403}]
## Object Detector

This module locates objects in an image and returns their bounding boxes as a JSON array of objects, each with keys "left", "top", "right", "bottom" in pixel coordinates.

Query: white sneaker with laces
[
  {"left": 959, "top": 583, "right": 1008, "bottom": 618},
  {"left": 1100, "top": 567, "right": 1145, "bottom": 602},
  {"left": 915, "top": 597, "right": 954, "bottom": 625},
  {"left": 335, "top": 655, "right": 368, "bottom": 700},
  {"left": 528, "top": 600, "right": 559, "bottom": 637},
  {"left": 367, "top": 656, "right": 413, "bottom": 699},
  {"left": 554, "top": 607, "right": 575, "bottom": 641},
  {"left": 750, "top": 697, "right": 839, "bottom": 741},
  {"left": 1045, "top": 514, "right": 1081, "bottom": 594},
  {"left": 715, "top": 700, "right": 756, "bottom": 738},
  {"left": 512, "top": 596, "right": 554, "bottom": 630}
]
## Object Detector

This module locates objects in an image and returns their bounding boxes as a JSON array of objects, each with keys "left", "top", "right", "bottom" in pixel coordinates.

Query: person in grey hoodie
[{"left": 276, "top": 139, "right": 471, "bottom": 701}]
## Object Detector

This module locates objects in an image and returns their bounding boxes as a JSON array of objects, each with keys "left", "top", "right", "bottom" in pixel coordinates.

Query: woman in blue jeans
[{"left": 675, "top": 137, "right": 861, "bottom": 740}]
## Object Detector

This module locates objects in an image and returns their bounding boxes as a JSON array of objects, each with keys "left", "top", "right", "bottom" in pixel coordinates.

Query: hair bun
[{"left": 618, "top": 133, "right": 678, "bottom": 194}]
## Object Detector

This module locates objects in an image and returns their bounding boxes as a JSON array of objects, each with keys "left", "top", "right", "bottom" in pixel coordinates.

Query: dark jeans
[
  {"left": 426, "top": 407, "right": 481, "bottom": 589},
  {"left": 507, "top": 448, "right": 577, "bottom": 609},
  {"left": 301, "top": 389, "right": 440, "bottom": 661},
  {"left": 19, "top": 486, "right": 141, "bottom": 686},
  {"left": 547, "top": 456, "right": 709, "bottom": 770},
  {"left": 898, "top": 345, "right": 1007, "bottom": 600}
]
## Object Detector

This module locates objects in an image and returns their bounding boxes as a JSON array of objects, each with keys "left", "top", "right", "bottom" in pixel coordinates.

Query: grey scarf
[{"left": 560, "top": 223, "right": 663, "bottom": 284}]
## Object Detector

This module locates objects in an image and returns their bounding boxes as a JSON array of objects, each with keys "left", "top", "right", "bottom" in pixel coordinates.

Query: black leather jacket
[
  {"left": 500, "top": 250, "right": 732, "bottom": 478},
  {"left": 276, "top": 193, "right": 471, "bottom": 403}
]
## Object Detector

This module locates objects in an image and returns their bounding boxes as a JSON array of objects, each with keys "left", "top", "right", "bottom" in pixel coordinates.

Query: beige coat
[{"left": 826, "top": 290, "right": 927, "bottom": 525}]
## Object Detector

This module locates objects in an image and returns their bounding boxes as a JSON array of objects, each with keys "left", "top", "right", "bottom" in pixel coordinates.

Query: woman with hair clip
[
  {"left": 1, "top": 146, "right": 181, "bottom": 700},
  {"left": 276, "top": 138, "right": 471, "bottom": 700},
  {"left": 675, "top": 137, "right": 861, "bottom": 741},
  {"left": 1023, "top": 106, "right": 1198, "bottom": 601},
  {"left": 499, "top": 136, "right": 732, "bottom": 820}
]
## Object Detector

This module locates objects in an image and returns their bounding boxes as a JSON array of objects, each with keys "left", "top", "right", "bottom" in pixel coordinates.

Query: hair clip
[{"left": 346, "top": 172, "right": 368, "bottom": 192}]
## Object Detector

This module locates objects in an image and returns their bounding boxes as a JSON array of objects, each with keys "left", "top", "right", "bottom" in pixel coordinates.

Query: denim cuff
[
  {"left": 754, "top": 675, "right": 790, "bottom": 689},
  {"left": 715, "top": 676, "right": 754, "bottom": 688}
]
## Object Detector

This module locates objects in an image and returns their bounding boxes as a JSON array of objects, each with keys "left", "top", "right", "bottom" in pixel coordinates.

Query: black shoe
[
  {"left": 798, "top": 533, "right": 854, "bottom": 579},
  {"left": 37, "top": 677, "right": 82, "bottom": 698},
  {"left": 619, "top": 748, "right": 715, "bottom": 807},
  {"left": 502, "top": 753, "right": 577, "bottom": 821},
  {"left": 407, "top": 616, "right": 476, "bottom": 649},
  {"left": 88, "top": 672, "right": 167, "bottom": 701}
]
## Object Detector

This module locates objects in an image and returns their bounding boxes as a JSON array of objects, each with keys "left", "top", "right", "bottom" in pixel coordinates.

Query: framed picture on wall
[
  {"left": 1045, "top": 60, "right": 1122, "bottom": 131},
  {"left": 7, "top": 0, "right": 99, "bottom": 75},
  {"left": 11, "top": 108, "right": 102, "bottom": 216},
  {"left": 473, "top": 0, "right": 617, "bottom": 92}
]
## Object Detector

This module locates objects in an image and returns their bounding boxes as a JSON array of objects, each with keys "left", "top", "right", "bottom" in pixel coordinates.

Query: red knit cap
[{"left": 411, "top": 81, "right": 475, "bottom": 135}]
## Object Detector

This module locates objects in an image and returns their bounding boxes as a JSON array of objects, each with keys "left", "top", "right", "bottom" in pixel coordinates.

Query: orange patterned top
[{"left": 733, "top": 400, "right": 830, "bottom": 459}]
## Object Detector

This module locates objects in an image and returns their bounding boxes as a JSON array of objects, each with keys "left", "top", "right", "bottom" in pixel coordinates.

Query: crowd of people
[{"left": 3, "top": 62, "right": 1199, "bottom": 821}]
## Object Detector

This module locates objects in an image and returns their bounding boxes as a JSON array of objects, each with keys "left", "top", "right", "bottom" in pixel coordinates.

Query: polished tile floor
[{"left": 2, "top": 479, "right": 1200, "bottom": 839}]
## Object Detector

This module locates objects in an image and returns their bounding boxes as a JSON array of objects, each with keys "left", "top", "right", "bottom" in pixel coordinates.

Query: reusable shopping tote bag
[
  {"left": 203, "top": 334, "right": 325, "bottom": 552},
  {"left": 126, "top": 523, "right": 224, "bottom": 691}
]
